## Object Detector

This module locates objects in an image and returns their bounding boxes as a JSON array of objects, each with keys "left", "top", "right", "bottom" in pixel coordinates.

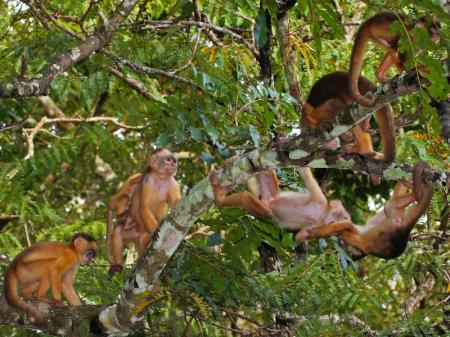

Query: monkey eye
[{"left": 86, "top": 249, "right": 96, "bottom": 259}]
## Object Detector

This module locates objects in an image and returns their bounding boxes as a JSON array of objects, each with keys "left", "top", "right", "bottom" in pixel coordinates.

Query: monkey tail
[
  {"left": 4, "top": 267, "right": 45, "bottom": 324},
  {"left": 403, "top": 161, "right": 434, "bottom": 230},
  {"left": 349, "top": 24, "right": 376, "bottom": 107},
  {"left": 374, "top": 104, "right": 396, "bottom": 163},
  {"left": 106, "top": 205, "right": 114, "bottom": 264}
]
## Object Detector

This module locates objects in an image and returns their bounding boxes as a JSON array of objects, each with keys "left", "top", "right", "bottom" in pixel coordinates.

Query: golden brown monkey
[
  {"left": 210, "top": 167, "right": 351, "bottom": 242},
  {"left": 4, "top": 233, "right": 98, "bottom": 323},
  {"left": 349, "top": 11, "right": 440, "bottom": 106},
  {"left": 302, "top": 71, "right": 396, "bottom": 165},
  {"left": 107, "top": 148, "right": 181, "bottom": 277},
  {"left": 297, "top": 161, "right": 434, "bottom": 259}
]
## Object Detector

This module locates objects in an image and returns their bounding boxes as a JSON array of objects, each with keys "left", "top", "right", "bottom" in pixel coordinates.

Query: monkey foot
[
  {"left": 108, "top": 264, "right": 124, "bottom": 278},
  {"left": 209, "top": 167, "right": 232, "bottom": 198}
]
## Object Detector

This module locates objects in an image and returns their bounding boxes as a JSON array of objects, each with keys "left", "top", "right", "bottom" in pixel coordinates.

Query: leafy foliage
[{"left": 0, "top": 0, "right": 448, "bottom": 336}]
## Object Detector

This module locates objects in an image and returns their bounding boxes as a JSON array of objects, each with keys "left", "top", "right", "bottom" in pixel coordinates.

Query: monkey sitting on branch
[
  {"left": 106, "top": 148, "right": 181, "bottom": 277},
  {"left": 302, "top": 71, "right": 396, "bottom": 164},
  {"left": 210, "top": 166, "right": 351, "bottom": 242},
  {"left": 4, "top": 233, "right": 98, "bottom": 324},
  {"left": 297, "top": 161, "right": 434, "bottom": 260}
]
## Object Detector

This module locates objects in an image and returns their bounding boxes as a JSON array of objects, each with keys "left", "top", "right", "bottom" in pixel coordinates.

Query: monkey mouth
[{"left": 82, "top": 256, "right": 93, "bottom": 265}]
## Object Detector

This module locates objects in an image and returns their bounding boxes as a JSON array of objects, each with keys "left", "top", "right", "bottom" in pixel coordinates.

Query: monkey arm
[
  {"left": 61, "top": 267, "right": 81, "bottom": 305},
  {"left": 139, "top": 185, "right": 159, "bottom": 233},
  {"left": 375, "top": 49, "right": 400, "bottom": 82},
  {"left": 168, "top": 183, "right": 182, "bottom": 208},
  {"left": 298, "top": 167, "right": 327, "bottom": 204}
]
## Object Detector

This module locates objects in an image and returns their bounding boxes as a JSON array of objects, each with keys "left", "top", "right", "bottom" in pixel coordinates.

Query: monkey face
[
  {"left": 80, "top": 245, "right": 97, "bottom": 265},
  {"left": 73, "top": 236, "right": 98, "bottom": 265},
  {"left": 151, "top": 149, "right": 178, "bottom": 175}
]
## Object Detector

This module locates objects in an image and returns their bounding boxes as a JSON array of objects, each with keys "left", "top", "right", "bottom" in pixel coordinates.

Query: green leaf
[{"left": 248, "top": 125, "right": 260, "bottom": 147}]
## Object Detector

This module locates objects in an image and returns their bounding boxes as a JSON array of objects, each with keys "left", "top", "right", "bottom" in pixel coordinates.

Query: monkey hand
[
  {"left": 294, "top": 229, "right": 310, "bottom": 242},
  {"left": 210, "top": 167, "right": 233, "bottom": 200},
  {"left": 370, "top": 174, "right": 381, "bottom": 185},
  {"left": 375, "top": 70, "right": 387, "bottom": 83}
]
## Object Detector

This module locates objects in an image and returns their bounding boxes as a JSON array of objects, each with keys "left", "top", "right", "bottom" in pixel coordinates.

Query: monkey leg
[
  {"left": 350, "top": 124, "right": 375, "bottom": 154},
  {"left": 109, "top": 225, "right": 140, "bottom": 277},
  {"left": 258, "top": 171, "right": 280, "bottom": 203},
  {"left": 217, "top": 191, "right": 274, "bottom": 219},
  {"left": 210, "top": 168, "right": 273, "bottom": 218},
  {"left": 22, "top": 281, "right": 40, "bottom": 300},
  {"left": 36, "top": 273, "right": 53, "bottom": 304},
  {"left": 137, "top": 232, "right": 151, "bottom": 256}
]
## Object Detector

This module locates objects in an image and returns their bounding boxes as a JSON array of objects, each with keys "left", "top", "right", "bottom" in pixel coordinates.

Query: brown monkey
[
  {"left": 302, "top": 71, "right": 396, "bottom": 166},
  {"left": 210, "top": 167, "right": 351, "bottom": 241},
  {"left": 298, "top": 161, "right": 434, "bottom": 259},
  {"left": 107, "top": 148, "right": 181, "bottom": 276},
  {"left": 4, "top": 233, "right": 98, "bottom": 323},
  {"left": 349, "top": 11, "right": 440, "bottom": 106}
]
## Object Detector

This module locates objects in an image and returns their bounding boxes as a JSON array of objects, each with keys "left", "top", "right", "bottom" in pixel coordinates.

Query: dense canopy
[{"left": 0, "top": 0, "right": 449, "bottom": 336}]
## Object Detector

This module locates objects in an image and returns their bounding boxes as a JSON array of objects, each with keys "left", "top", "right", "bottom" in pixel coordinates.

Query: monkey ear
[{"left": 73, "top": 237, "right": 84, "bottom": 248}]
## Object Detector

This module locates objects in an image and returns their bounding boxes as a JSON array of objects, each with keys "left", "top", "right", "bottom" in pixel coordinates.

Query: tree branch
[
  {"left": 22, "top": 116, "right": 144, "bottom": 159},
  {"left": 102, "top": 49, "right": 198, "bottom": 86},
  {"left": 0, "top": 0, "right": 139, "bottom": 98},
  {"left": 109, "top": 67, "right": 157, "bottom": 100},
  {"left": 135, "top": 19, "right": 259, "bottom": 58},
  {"left": 274, "top": 0, "right": 304, "bottom": 119}
]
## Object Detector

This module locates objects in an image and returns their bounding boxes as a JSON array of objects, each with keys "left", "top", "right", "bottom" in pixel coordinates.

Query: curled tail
[
  {"left": 403, "top": 161, "right": 434, "bottom": 229},
  {"left": 374, "top": 104, "right": 396, "bottom": 163},
  {"left": 4, "top": 267, "right": 45, "bottom": 324},
  {"left": 349, "top": 25, "right": 376, "bottom": 107}
]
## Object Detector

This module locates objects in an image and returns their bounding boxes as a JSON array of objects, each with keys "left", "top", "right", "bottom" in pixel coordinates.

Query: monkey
[
  {"left": 105, "top": 172, "right": 143, "bottom": 260},
  {"left": 301, "top": 71, "right": 396, "bottom": 170},
  {"left": 349, "top": 11, "right": 440, "bottom": 106},
  {"left": 106, "top": 148, "right": 181, "bottom": 277},
  {"left": 297, "top": 161, "right": 434, "bottom": 260},
  {"left": 4, "top": 233, "right": 98, "bottom": 324},
  {"left": 210, "top": 166, "right": 351, "bottom": 242}
]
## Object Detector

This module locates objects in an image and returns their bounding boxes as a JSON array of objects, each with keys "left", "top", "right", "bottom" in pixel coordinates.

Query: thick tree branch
[
  {"left": 0, "top": 0, "right": 139, "bottom": 98},
  {"left": 0, "top": 296, "right": 107, "bottom": 337}
]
